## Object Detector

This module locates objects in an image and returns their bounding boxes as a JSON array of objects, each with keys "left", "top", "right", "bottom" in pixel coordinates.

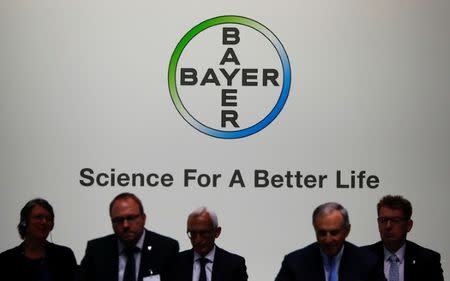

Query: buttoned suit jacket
[
  {"left": 170, "top": 246, "right": 248, "bottom": 281},
  {"left": 80, "top": 229, "right": 179, "bottom": 281},
  {"left": 274, "top": 241, "right": 385, "bottom": 281},
  {"left": 362, "top": 240, "right": 443, "bottom": 281}
]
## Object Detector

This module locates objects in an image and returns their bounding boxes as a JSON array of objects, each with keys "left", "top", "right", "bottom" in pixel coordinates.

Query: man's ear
[
  {"left": 215, "top": 227, "right": 222, "bottom": 238},
  {"left": 344, "top": 224, "right": 351, "bottom": 238},
  {"left": 407, "top": 220, "right": 413, "bottom": 233}
]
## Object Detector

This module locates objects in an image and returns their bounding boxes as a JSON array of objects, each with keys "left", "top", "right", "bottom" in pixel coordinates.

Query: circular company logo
[{"left": 168, "top": 16, "right": 291, "bottom": 139}]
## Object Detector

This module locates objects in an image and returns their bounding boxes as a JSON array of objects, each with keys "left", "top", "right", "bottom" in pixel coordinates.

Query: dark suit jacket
[
  {"left": 275, "top": 241, "right": 385, "bottom": 281},
  {"left": 80, "top": 229, "right": 179, "bottom": 281},
  {"left": 171, "top": 246, "right": 248, "bottom": 281},
  {"left": 0, "top": 242, "right": 78, "bottom": 281},
  {"left": 362, "top": 240, "right": 443, "bottom": 281}
]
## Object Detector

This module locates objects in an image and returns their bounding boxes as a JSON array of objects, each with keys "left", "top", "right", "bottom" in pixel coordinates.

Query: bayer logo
[{"left": 169, "top": 16, "right": 291, "bottom": 139}]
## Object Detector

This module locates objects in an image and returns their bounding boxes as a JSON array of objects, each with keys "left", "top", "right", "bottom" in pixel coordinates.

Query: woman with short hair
[{"left": 0, "top": 198, "right": 78, "bottom": 281}]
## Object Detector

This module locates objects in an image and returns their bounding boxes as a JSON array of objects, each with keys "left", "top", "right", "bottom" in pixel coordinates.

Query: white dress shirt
[
  {"left": 118, "top": 231, "right": 146, "bottom": 281},
  {"left": 192, "top": 246, "right": 216, "bottom": 281}
]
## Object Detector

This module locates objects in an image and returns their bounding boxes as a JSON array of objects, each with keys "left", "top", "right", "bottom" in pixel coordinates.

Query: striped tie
[{"left": 388, "top": 254, "right": 400, "bottom": 281}]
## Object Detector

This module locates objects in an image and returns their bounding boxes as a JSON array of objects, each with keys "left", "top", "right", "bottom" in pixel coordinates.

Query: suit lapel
[
  {"left": 139, "top": 230, "right": 155, "bottom": 279},
  {"left": 310, "top": 243, "right": 326, "bottom": 281},
  {"left": 183, "top": 250, "right": 195, "bottom": 281},
  {"left": 108, "top": 237, "right": 120, "bottom": 281},
  {"left": 211, "top": 247, "right": 222, "bottom": 281},
  {"left": 339, "top": 243, "right": 353, "bottom": 281},
  {"left": 335, "top": 242, "right": 358, "bottom": 281},
  {"left": 404, "top": 241, "right": 416, "bottom": 281}
]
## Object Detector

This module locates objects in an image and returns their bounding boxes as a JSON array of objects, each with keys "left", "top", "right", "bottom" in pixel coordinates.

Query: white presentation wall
[{"left": 1, "top": 1, "right": 449, "bottom": 281}]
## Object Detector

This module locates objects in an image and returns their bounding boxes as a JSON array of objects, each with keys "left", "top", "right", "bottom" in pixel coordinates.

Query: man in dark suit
[
  {"left": 171, "top": 207, "right": 247, "bottom": 281},
  {"left": 275, "top": 202, "right": 385, "bottom": 281},
  {"left": 80, "top": 192, "right": 179, "bottom": 281},
  {"left": 363, "top": 195, "right": 443, "bottom": 281}
]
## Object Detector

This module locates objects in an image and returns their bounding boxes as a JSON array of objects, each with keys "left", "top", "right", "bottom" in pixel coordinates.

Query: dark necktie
[
  {"left": 124, "top": 247, "right": 139, "bottom": 281},
  {"left": 198, "top": 257, "right": 209, "bottom": 281}
]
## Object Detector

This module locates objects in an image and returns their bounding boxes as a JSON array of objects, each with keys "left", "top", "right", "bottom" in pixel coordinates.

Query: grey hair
[
  {"left": 312, "top": 202, "right": 350, "bottom": 228},
  {"left": 188, "top": 206, "right": 219, "bottom": 228}
]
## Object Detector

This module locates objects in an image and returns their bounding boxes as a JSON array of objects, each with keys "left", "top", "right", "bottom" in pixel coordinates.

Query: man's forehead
[
  {"left": 379, "top": 206, "right": 404, "bottom": 215},
  {"left": 315, "top": 224, "right": 345, "bottom": 232},
  {"left": 315, "top": 210, "right": 343, "bottom": 222},
  {"left": 111, "top": 198, "right": 139, "bottom": 212},
  {"left": 188, "top": 213, "right": 213, "bottom": 228}
]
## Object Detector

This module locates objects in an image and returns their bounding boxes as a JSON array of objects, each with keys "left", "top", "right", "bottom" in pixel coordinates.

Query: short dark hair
[
  {"left": 109, "top": 192, "right": 144, "bottom": 216},
  {"left": 17, "top": 198, "right": 54, "bottom": 239},
  {"left": 312, "top": 202, "right": 350, "bottom": 228},
  {"left": 377, "top": 195, "right": 412, "bottom": 220}
]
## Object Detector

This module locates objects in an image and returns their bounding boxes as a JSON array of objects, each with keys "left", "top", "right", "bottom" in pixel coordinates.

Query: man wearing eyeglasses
[
  {"left": 80, "top": 192, "right": 179, "bottom": 281},
  {"left": 170, "top": 207, "right": 248, "bottom": 281},
  {"left": 362, "top": 195, "right": 443, "bottom": 281}
]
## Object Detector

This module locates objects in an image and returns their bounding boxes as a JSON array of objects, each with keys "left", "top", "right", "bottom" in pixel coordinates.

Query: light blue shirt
[
  {"left": 192, "top": 246, "right": 216, "bottom": 281},
  {"left": 320, "top": 246, "right": 344, "bottom": 281}
]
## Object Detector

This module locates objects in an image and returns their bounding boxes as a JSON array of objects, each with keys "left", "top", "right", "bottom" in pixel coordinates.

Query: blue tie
[
  {"left": 388, "top": 254, "right": 400, "bottom": 281},
  {"left": 327, "top": 256, "right": 338, "bottom": 281}
]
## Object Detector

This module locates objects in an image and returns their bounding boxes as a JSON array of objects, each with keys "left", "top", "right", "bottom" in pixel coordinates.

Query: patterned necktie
[
  {"left": 327, "top": 256, "right": 338, "bottom": 281},
  {"left": 198, "top": 257, "right": 209, "bottom": 281},
  {"left": 124, "top": 247, "right": 139, "bottom": 281},
  {"left": 388, "top": 254, "right": 400, "bottom": 281}
]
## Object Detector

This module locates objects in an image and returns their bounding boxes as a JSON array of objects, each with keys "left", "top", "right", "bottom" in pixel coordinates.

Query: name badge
[{"left": 143, "top": 274, "right": 160, "bottom": 281}]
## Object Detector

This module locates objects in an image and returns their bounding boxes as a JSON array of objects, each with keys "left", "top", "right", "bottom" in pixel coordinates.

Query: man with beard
[{"left": 80, "top": 193, "right": 179, "bottom": 281}]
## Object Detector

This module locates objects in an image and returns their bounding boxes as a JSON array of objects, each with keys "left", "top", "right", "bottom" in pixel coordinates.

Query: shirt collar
[
  {"left": 194, "top": 245, "right": 216, "bottom": 263},
  {"left": 118, "top": 230, "right": 146, "bottom": 254},
  {"left": 320, "top": 244, "right": 344, "bottom": 265},
  {"left": 383, "top": 243, "right": 406, "bottom": 264}
]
